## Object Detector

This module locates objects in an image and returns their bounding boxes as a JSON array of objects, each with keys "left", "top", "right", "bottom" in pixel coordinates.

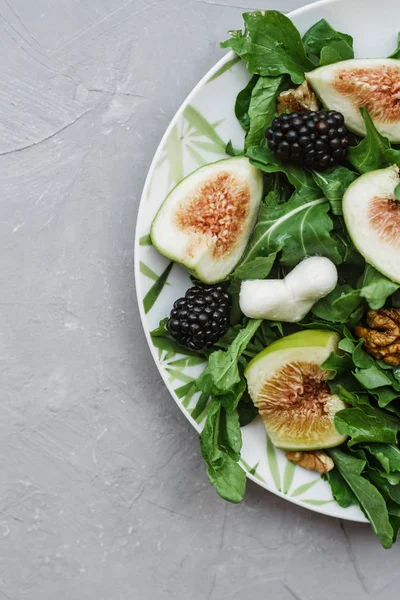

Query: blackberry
[
  {"left": 167, "top": 284, "right": 232, "bottom": 352},
  {"left": 266, "top": 110, "right": 349, "bottom": 170}
]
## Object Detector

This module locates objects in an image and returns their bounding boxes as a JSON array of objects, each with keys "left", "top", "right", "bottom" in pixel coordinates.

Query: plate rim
[{"left": 134, "top": 0, "right": 368, "bottom": 524}]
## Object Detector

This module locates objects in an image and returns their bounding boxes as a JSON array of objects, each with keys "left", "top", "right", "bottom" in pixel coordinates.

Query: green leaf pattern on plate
[
  {"left": 143, "top": 262, "right": 174, "bottom": 314},
  {"left": 183, "top": 106, "right": 226, "bottom": 149},
  {"left": 144, "top": 104, "right": 227, "bottom": 200},
  {"left": 140, "top": 261, "right": 171, "bottom": 285},
  {"left": 241, "top": 458, "right": 266, "bottom": 483},
  {"left": 263, "top": 438, "right": 324, "bottom": 502},
  {"left": 302, "top": 499, "right": 333, "bottom": 506},
  {"left": 283, "top": 460, "right": 297, "bottom": 495},
  {"left": 266, "top": 437, "right": 281, "bottom": 492},
  {"left": 207, "top": 56, "right": 241, "bottom": 83},
  {"left": 291, "top": 478, "right": 319, "bottom": 498}
]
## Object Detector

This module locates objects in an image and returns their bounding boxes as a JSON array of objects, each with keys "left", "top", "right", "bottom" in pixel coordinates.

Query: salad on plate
[{"left": 148, "top": 10, "right": 400, "bottom": 548}]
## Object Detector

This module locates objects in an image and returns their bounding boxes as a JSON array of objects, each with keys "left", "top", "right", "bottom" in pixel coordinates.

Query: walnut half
[
  {"left": 286, "top": 450, "right": 334, "bottom": 474},
  {"left": 277, "top": 81, "right": 320, "bottom": 114},
  {"left": 354, "top": 309, "right": 400, "bottom": 366}
]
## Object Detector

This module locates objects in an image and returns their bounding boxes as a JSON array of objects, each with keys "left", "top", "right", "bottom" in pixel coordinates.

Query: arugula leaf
[
  {"left": 219, "top": 378, "right": 247, "bottom": 413},
  {"left": 385, "top": 147, "right": 400, "bottom": 168},
  {"left": 214, "top": 324, "right": 242, "bottom": 350},
  {"left": 388, "top": 504, "right": 400, "bottom": 542},
  {"left": 373, "top": 388, "right": 400, "bottom": 410},
  {"left": 328, "top": 370, "right": 369, "bottom": 401},
  {"left": 342, "top": 345, "right": 400, "bottom": 411},
  {"left": 151, "top": 332, "right": 200, "bottom": 356},
  {"left": 335, "top": 405, "right": 400, "bottom": 446},
  {"left": 335, "top": 387, "right": 372, "bottom": 409},
  {"left": 348, "top": 307, "right": 366, "bottom": 328},
  {"left": 247, "top": 145, "right": 321, "bottom": 196},
  {"left": 221, "top": 11, "right": 314, "bottom": 84},
  {"left": 312, "top": 167, "right": 358, "bottom": 215},
  {"left": 245, "top": 76, "right": 285, "bottom": 149},
  {"left": 220, "top": 409, "right": 243, "bottom": 460},
  {"left": 151, "top": 317, "right": 169, "bottom": 337},
  {"left": 200, "top": 402, "right": 222, "bottom": 464},
  {"left": 227, "top": 279, "right": 243, "bottom": 325},
  {"left": 312, "top": 284, "right": 363, "bottom": 323},
  {"left": 362, "top": 443, "right": 400, "bottom": 474},
  {"left": 303, "top": 19, "right": 354, "bottom": 65},
  {"left": 338, "top": 336, "right": 356, "bottom": 354},
  {"left": 244, "top": 320, "right": 283, "bottom": 359},
  {"left": 207, "top": 455, "right": 246, "bottom": 503},
  {"left": 197, "top": 320, "right": 262, "bottom": 395},
  {"left": 359, "top": 264, "right": 399, "bottom": 310},
  {"left": 367, "top": 468, "right": 400, "bottom": 506},
  {"left": 302, "top": 320, "right": 344, "bottom": 334},
  {"left": 323, "top": 469, "right": 358, "bottom": 508},
  {"left": 352, "top": 339, "right": 375, "bottom": 369},
  {"left": 200, "top": 401, "right": 246, "bottom": 503},
  {"left": 361, "top": 363, "right": 400, "bottom": 392},
  {"left": 235, "top": 75, "right": 259, "bottom": 132},
  {"left": 382, "top": 472, "right": 400, "bottom": 485},
  {"left": 233, "top": 253, "right": 277, "bottom": 281},
  {"left": 322, "top": 351, "right": 354, "bottom": 377},
  {"left": 328, "top": 448, "right": 394, "bottom": 548},
  {"left": 269, "top": 172, "right": 296, "bottom": 204},
  {"left": 237, "top": 390, "right": 259, "bottom": 426},
  {"left": 354, "top": 365, "right": 394, "bottom": 389},
  {"left": 348, "top": 108, "right": 391, "bottom": 173},
  {"left": 241, "top": 188, "right": 342, "bottom": 268},
  {"left": 348, "top": 108, "right": 400, "bottom": 173},
  {"left": 389, "top": 33, "right": 400, "bottom": 59},
  {"left": 332, "top": 215, "right": 365, "bottom": 266},
  {"left": 313, "top": 265, "right": 398, "bottom": 325},
  {"left": 225, "top": 141, "right": 244, "bottom": 157},
  {"left": 319, "top": 47, "right": 344, "bottom": 66}
]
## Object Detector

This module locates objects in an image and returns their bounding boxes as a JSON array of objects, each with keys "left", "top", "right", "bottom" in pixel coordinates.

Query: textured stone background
[{"left": 2, "top": 0, "right": 400, "bottom": 598}]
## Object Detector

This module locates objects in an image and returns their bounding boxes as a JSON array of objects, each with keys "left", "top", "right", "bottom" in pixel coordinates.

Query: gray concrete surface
[{"left": 2, "top": 0, "right": 400, "bottom": 598}]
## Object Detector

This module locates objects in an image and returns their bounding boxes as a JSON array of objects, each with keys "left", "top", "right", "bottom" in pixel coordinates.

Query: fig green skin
[
  {"left": 245, "top": 329, "right": 340, "bottom": 374},
  {"left": 150, "top": 157, "right": 264, "bottom": 284},
  {"left": 343, "top": 165, "right": 400, "bottom": 284},
  {"left": 245, "top": 330, "right": 347, "bottom": 452}
]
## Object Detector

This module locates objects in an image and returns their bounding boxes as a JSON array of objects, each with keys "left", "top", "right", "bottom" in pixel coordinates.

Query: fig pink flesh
[
  {"left": 256, "top": 361, "right": 334, "bottom": 442},
  {"left": 174, "top": 171, "right": 250, "bottom": 258},
  {"left": 334, "top": 66, "right": 400, "bottom": 124},
  {"left": 369, "top": 196, "right": 400, "bottom": 248}
]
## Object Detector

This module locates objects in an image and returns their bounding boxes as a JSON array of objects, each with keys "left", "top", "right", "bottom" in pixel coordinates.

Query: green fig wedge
[
  {"left": 151, "top": 157, "right": 263, "bottom": 284},
  {"left": 245, "top": 330, "right": 347, "bottom": 451}
]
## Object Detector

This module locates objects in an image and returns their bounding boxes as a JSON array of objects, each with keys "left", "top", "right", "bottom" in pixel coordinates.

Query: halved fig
[
  {"left": 245, "top": 330, "right": 347, "bottom": 451},
  {"left": 306, "top": 58, "right": 400, "bottom": 142},
  {"left": 343, "top": 165, "right": 400, "bottom": 283},
  {"left": 151, "top": 158, "right": 263, "bottom": 283}
]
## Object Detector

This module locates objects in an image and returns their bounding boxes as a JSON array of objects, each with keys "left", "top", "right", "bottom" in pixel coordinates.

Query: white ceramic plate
[{"left": 135, "top": 0, "right": 400, "bottom": 522}]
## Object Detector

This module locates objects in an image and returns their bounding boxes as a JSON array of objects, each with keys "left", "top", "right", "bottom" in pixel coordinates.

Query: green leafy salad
[{"left": 149, "top": 10, "right": 400, "bottom": 548}]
